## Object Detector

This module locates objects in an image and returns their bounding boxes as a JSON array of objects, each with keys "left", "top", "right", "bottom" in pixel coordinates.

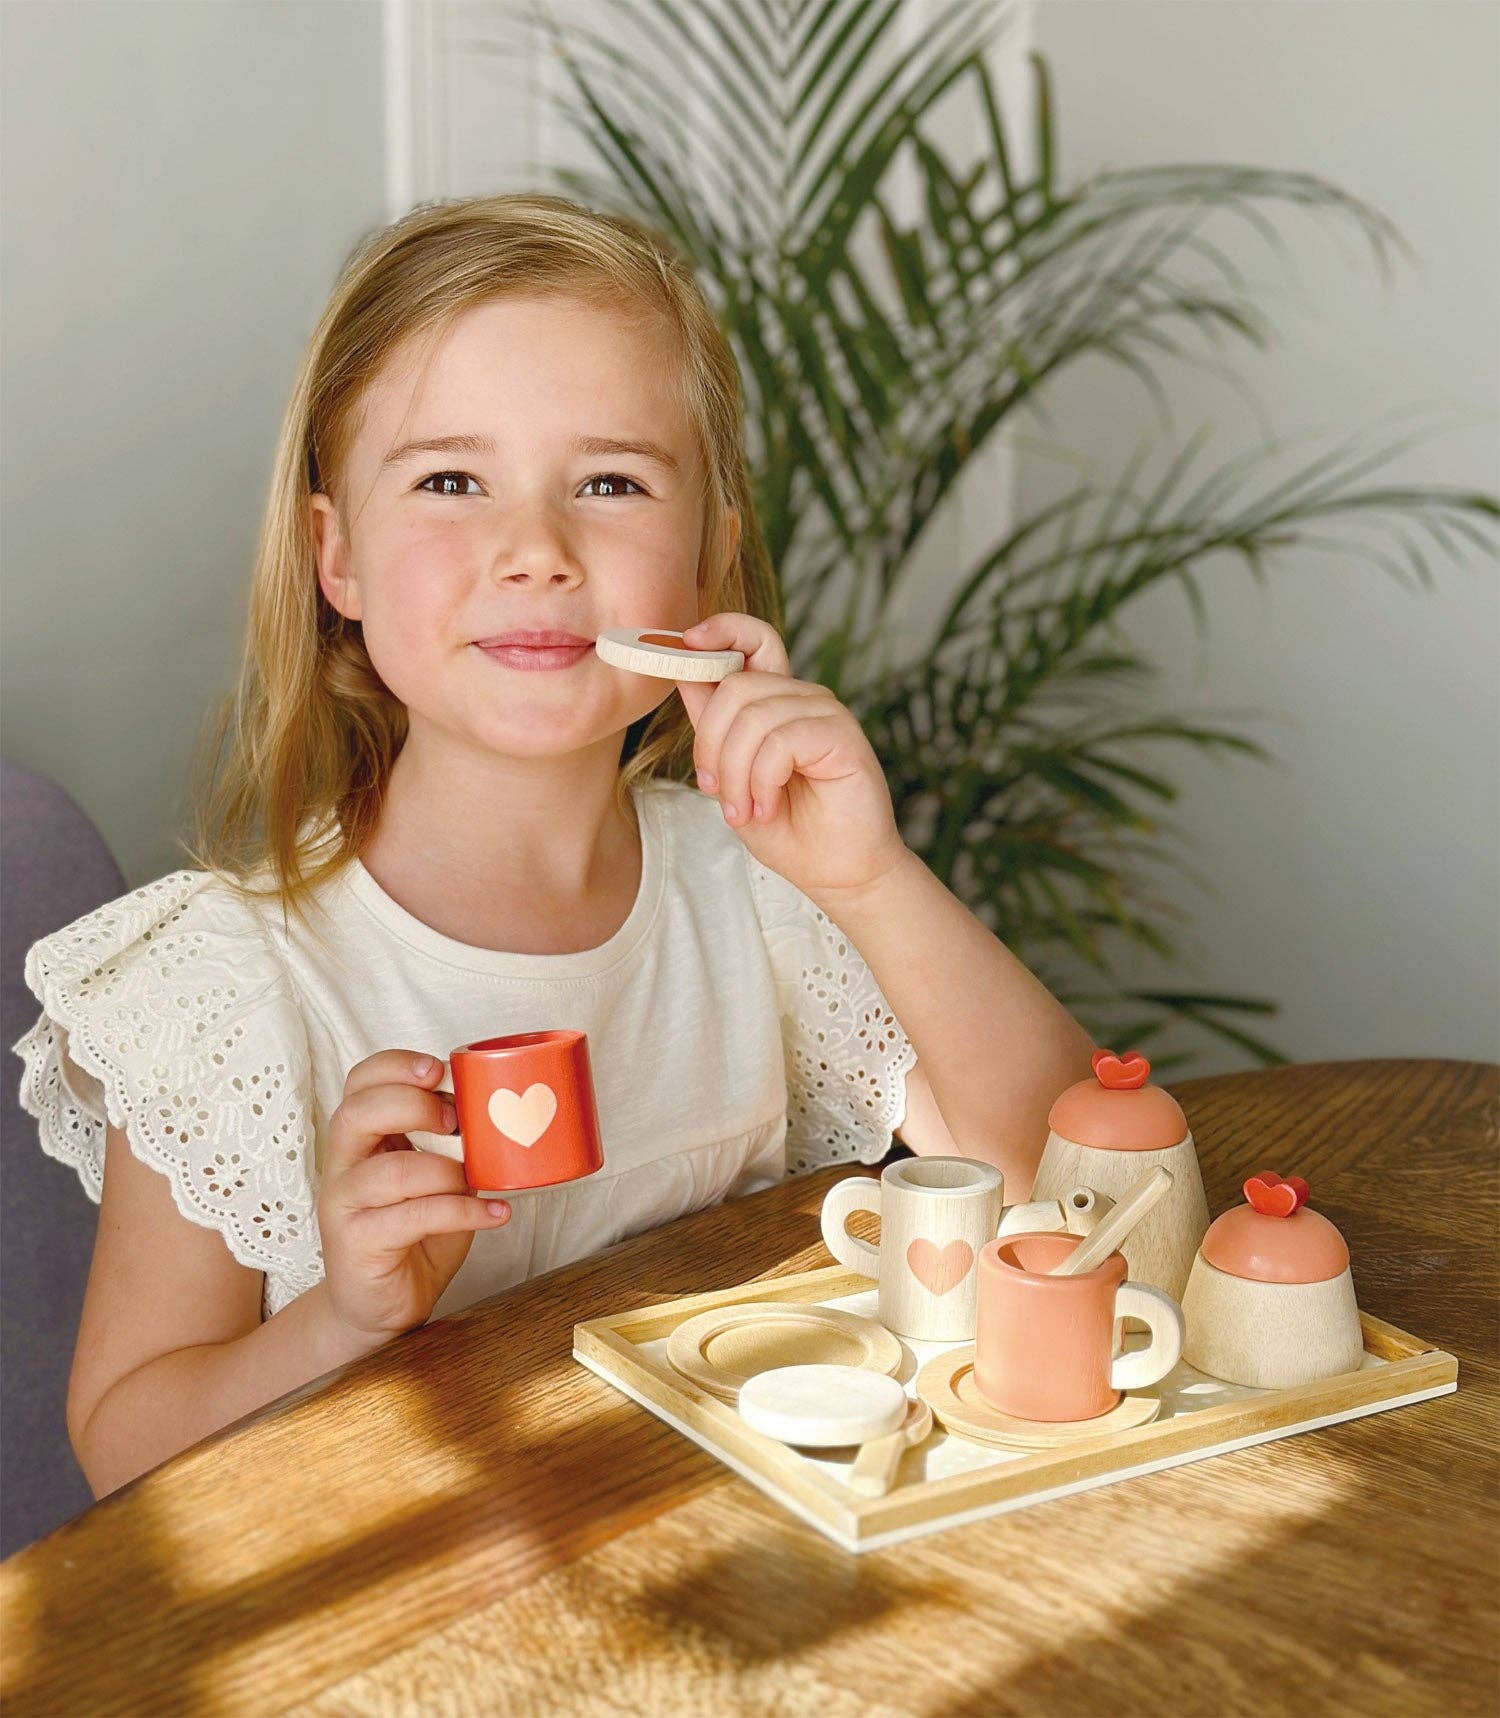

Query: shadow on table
[
  {"left": 602, "top": 1393, "right": 1491, "bottom": 1714},
  {"left": 930, "top": 1411, "right": 1495, "bottom": 1714},
  {"left": 1, "top": 1184, "right": 841, "bottom": 1712}
]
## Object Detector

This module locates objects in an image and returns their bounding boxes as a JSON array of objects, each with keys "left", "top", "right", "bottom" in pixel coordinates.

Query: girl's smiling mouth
[{"left": 472, "top": 630, "right": 596, "bottom": 672}]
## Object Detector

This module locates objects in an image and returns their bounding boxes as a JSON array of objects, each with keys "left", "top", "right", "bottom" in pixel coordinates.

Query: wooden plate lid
[{"left": 737, "top": 1365, "right": 908, "bottom": 1447}]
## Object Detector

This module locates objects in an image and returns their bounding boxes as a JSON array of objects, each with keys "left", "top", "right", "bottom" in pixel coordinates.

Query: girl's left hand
[{"left": 673, "top": 613, "right": 910, "bottom": 900}]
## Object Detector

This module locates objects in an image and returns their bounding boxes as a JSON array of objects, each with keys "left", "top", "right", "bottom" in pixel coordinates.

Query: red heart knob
[
  {"left": 1244, "top": 1170, "right": 1310, "bottom": 1217},
  {"left": 1091, "top": 1048, "right": 1151, "bottom": 1090}
]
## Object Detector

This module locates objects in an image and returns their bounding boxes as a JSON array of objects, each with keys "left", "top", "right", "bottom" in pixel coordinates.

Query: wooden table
[{"left": 2, "top": 1059, "right": 1496, "bottom": 1716}]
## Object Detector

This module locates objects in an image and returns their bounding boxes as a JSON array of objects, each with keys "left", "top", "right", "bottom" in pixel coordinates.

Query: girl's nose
[
  {"left": 499, "top": 558, "right": 583, "bottom": 587},
  {"left": 490, "top": 509, "right": 585, "bottom": 587}
]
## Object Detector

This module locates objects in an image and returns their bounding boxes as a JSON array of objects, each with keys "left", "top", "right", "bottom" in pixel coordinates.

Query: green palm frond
[{"left": 509, "top": 0, "right": 1500, "bottom": 1066}]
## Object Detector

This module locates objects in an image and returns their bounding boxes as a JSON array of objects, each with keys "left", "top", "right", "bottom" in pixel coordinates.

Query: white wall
[
  {"left": 412, "top": 0, "right": 1498, "bottom": 1068},
  {"left": 4, "top": 0, "right": 1494, "bottom": 1068},
  {"left": 1021, "top": 0, "right": 1499, "bottom": 1067},
  {"left": 1, "top": 0, "right": 387, "bottom": 884}
]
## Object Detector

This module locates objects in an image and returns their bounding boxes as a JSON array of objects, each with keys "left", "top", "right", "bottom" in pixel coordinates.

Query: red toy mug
[{"left": 419, "top": 1030, "right": 604, "bottom": 1195}]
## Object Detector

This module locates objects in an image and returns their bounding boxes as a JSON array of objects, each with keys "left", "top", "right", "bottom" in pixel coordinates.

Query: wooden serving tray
[{"left": 572, "top": 1264, "right": 1458, "bottom": 1553}]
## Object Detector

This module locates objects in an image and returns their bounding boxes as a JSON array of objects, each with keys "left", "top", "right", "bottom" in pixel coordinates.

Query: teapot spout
[
  {"left": 996, "top": 1186, "right": 1115, "bottom": 1241},
  {"left": 1062, "top": 1185, "right": 1116, "bottom": 1236}
]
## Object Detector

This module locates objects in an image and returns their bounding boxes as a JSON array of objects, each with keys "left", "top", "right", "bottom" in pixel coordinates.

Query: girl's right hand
[{"left": 317, "top": 1049, "right": 510, "bottom": 1347}]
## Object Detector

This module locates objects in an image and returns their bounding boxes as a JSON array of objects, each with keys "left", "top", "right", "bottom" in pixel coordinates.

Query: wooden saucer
[
  {"left": 915, "top": 1345, "right": 1162, "bottom": 1449},
  {"left": 666, "top": 1302, "right": 904, "bottom": 1403}
]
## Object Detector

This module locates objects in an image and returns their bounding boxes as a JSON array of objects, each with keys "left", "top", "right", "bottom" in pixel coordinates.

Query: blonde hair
[{"left": 183, "top": 192, "right": 778, "bottom": 933}]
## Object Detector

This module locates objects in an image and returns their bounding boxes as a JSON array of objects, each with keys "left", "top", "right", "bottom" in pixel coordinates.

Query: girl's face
[{"left": 309, "top": 294, "right": 729, "bottom": 760}]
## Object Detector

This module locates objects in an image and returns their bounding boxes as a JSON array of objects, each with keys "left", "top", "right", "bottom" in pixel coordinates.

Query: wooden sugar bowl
[
  {"left": 1181, "top": 1171, "right": 1364, "bottom": 1388},
  {"left": 1027, "top": 1049, "right": 1209, "bottom": 1299}
]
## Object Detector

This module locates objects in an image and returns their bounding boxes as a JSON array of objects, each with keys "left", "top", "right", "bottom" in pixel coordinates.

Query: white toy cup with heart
[
  {"left": 408, "top": 1029, "right": 604, "bottom": 1195},
  {"left": 820, "top": 1157, "right": 1005, "bottom": 1341}
]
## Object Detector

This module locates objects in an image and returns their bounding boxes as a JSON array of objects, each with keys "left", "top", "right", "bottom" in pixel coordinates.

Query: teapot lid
[
  {"left": 1200, "top": 1172, "right": 1349, "bottom": 1283},
  {"left": 1047, "top": 1050, "right": 1188, "bottom": 1152}
]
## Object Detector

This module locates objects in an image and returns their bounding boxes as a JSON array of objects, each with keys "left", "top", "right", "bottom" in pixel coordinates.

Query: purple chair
[{"left": 1, "top": 758, "right": 125, "bottom": 1554}]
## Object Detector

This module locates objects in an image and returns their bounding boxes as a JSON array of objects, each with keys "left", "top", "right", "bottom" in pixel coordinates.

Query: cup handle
[
  {"left": 820, "top": 1177, "right": 882, "bottom": 1276},
  {"left": 1110, "top": 1282, "right": 1184, "bottom": 1390},
  {"left": 406, "top": 1079, "right": 464, "bottom": 1162}
]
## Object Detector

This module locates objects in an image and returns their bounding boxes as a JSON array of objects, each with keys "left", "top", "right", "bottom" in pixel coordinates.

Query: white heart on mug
[{"left": 488, "top": 1082, "right": 558, "bottom": 1148}]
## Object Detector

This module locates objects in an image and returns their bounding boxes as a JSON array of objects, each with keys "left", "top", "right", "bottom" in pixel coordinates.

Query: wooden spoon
[
  {"left": 1050, "top": 1165, "right": 1173, "bottom": 1277},
  {"left": 848, "top": 1396, "right": 934, "bottom": 1498}
]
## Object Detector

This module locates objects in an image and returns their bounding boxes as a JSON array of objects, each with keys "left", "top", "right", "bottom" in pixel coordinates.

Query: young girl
[{"left": 12, "top": 193, "right": 1095, "bottom": 1498}]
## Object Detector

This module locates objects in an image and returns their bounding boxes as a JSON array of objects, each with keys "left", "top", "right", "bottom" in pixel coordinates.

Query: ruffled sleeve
[
  {"left": 744, "top": 851, "right": 917, "bottom": 1175},
  {"left": 9, "top": 869, "right": 323, "bottom": 1317}
]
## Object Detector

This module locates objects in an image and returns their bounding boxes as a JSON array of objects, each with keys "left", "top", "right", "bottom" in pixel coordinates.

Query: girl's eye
[
  {"left": 579, "top": 472, "right": 646, "bottom": 498},
  {"left": 417, "top": 470, "right": 482, "bottom": 497}
]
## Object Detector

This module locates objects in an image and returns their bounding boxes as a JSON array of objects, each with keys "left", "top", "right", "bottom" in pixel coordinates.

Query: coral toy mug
[
  {"left": 974, "top": 1231, "right": 1184, "bottom": 1421},
  {"left": 415, "top": 1030, "right": 604, "bottom": 1195}
]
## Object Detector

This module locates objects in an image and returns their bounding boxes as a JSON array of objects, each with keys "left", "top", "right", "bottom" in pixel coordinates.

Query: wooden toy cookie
[
  {"left": 594, "top": 627, "right": 744, "bottom": 682},
  {"left": 737, "top": 1364, "right": 908, "bottom": 1447}
]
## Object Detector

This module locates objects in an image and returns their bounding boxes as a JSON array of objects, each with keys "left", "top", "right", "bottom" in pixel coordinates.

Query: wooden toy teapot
[
  {"left": 1027, "top": 1049, "right": 1209, "bottom": 1299},
  {"left": 1181, "top": 1171, "right": 1363, "bottom": 1387}
]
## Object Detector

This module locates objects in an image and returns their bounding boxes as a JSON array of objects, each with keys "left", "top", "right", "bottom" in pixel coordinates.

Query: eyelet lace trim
[
  {"left": 11, "top": 869, "right": 322, "bottom": 1318},
  {"left": 744, "top": 853, "right": 917, "bottom": 1174}
]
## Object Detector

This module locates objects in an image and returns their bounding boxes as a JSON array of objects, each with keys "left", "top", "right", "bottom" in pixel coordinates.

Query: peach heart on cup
[
  {"left": 488, "top": 1082, "right": 558, "bottom": 1148},
  {"left": 1243, "top": 1170, "right": 1310, "bottom": 1217},
  {"left": 1090, "top": 1048, "right": 1151, "bottom": 1090},
  {"left": 906, "top": 1237, "right": 974, "bottom": 1297}
]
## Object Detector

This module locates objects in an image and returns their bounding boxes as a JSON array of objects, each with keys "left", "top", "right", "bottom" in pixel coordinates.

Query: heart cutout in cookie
[
  {"left": 488, "top": 1082, "right": 558, "bottom": 1148},
  {"left": 1243, "top": 1170, "right": 1310, "bottom": 1217},
  {"left": 1091, "top": 1048, "right": 1151, "bottom": 1090},
  {"left": 906, "top": 1238, "right": 974, "bottom": 1297}
]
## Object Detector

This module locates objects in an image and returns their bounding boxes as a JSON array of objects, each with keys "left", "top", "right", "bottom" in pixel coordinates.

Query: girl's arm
[
  {"left": 807, "top": 849, "right": 1097, "bottom": 1193},
  {"left": 670, "top": 613, "right": 1096, "bottom": 1193},
  {"left": 68, "top": 1123, "right": 385, "bottom": 1498}
]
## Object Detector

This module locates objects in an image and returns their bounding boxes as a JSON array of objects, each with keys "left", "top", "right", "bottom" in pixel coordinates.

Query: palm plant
[{"left": 506, "top": 0, "right": 1498, "bottom": 1070}]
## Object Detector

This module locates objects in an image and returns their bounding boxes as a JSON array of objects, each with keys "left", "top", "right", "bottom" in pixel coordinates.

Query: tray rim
[{"left": 571, "top": 1264, "right": 1459, "bottom": 1553}]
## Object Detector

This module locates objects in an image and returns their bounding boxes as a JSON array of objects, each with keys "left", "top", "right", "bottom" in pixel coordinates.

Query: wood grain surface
[{"left": 1, "top": 1059, "right": 1495, "bottom": 1716}]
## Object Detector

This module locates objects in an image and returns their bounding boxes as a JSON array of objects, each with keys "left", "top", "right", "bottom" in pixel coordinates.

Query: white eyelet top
[{"left": 12, "top": 778, "right": 916, "bottom": 1320}]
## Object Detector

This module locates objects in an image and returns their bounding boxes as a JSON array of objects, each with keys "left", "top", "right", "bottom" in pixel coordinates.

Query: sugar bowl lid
[
  {"left": 1047, "top": 1049, "right": 1189, "bottom": 1152},
  {"left": 1201, "top": 1172, "right": 1350, "bottom": 1284}
]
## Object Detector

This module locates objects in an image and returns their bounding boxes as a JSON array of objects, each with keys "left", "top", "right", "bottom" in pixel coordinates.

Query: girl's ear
[{"left": 308, "top": 492, "right": 362, "bottom": 621}]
